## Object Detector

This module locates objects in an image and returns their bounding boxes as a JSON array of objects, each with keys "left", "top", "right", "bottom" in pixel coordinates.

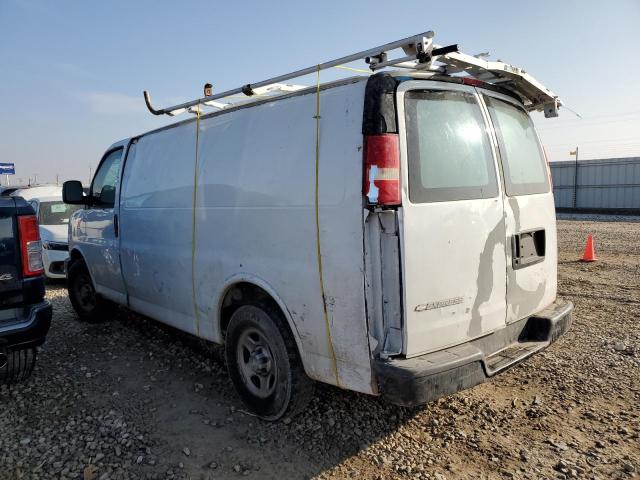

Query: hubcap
[{"left": 236, "top": 328, "right": 277, "bottom": 398}]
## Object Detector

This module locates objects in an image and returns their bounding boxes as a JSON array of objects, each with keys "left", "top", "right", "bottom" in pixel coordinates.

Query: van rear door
[
  {"left": 481, "top": 91, "right": 557, "bottom": 323},
  {"left": 397, "top": 81, "right": 507, "bottom": 357}
]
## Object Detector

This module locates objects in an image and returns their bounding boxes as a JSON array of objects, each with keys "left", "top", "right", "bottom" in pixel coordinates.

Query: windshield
[{"left": 38, "top": 201, "right": 80, "bottom": 225}]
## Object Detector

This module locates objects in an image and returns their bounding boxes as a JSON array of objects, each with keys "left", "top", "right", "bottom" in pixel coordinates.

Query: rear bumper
[
  {"left": 374, "top": 299, "right": 573, "bottom": 407},
  {"left": 0, "top": 301, "right": 52, "bottom": 350}
]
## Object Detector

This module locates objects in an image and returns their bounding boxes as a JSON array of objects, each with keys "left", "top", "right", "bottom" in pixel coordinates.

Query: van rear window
[
  {"left": 405, "top": 90, "right": 499, "bottom": 203},
  {"left": 484, "top": 96, "right": 550, "bottom": 196}
]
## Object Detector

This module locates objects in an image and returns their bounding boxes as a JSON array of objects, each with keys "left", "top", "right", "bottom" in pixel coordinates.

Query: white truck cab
[{"left": 62, "top": 37, "right": 572, "bottom": 419}]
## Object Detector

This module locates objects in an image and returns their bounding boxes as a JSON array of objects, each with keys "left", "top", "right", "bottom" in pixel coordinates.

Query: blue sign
[{"left": 0, "top": 163, "right": 15, "bottom": 175}]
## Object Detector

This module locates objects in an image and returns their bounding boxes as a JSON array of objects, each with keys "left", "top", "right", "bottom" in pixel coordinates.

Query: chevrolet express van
[{"left": 63, "top": 70, "right": 572, "bottom": 420}]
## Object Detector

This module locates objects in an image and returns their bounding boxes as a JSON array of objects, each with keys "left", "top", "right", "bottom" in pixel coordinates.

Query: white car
[
  {"left": 12, "top": 186, "right": 80, "bottom": 279},
  {"left": 62, "top": 35, "right": 573, "bottom": 420}
]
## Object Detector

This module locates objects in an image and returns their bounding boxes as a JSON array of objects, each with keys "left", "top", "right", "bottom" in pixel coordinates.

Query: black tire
[
  {"left": 225, "top": 303, "right": 314, "bottom": 421},
  {"left": 67, "top": 260, "right": 115, "bottom": 322},
  {"left": 0, "top": 348, "right": 36, "bottom": 384}
]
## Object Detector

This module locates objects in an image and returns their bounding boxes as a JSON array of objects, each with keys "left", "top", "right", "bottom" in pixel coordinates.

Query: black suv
[{"left": 0, "top": 196, "right": 52, "bottom": 383}]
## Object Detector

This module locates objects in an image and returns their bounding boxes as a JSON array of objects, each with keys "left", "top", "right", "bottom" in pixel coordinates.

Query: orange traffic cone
[{"left": 581, "top": 234, "right": 597, "bottom": 262}]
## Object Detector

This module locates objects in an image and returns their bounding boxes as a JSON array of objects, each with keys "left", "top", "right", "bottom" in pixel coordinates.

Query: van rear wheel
[
  {"left": 67, "top": 260, "right": 114, "bottom": 322},
  {"left": 225, "top": 303, "right": 314, "bottom": 421}
]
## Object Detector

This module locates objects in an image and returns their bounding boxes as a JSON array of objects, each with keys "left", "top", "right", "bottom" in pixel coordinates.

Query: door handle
[
  {"left": 512, "top": 228, "right": 545, "bottom": 269},
  {"left": 114, "top": 214, "right": 119, "bottom": 238}
]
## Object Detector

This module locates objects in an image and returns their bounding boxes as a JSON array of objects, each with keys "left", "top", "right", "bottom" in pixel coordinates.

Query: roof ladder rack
[{"left": 143, "top": 31, "right": 561, "bottom": 118}]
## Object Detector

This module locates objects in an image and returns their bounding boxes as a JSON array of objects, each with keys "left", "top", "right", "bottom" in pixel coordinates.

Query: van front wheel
[
  {"left": 225, "top": 304, "right": 314, "bottom": 421},
  {"left": 67, "top": 261, "right": 114, "bottom": 322}
]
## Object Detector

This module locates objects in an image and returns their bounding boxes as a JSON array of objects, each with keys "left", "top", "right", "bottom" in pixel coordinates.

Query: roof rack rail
[{"left": 143, "top": 31, "right": 561, "bottom": 118}]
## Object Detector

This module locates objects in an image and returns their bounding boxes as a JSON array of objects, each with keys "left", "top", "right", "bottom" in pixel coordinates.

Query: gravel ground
[{"left": 1, "top": 219, "right": 638, "bottom": 480}]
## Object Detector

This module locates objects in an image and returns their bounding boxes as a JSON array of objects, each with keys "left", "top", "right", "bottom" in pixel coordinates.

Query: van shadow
[{"left": 73, "top": 295, "right": 429, "bottom": 479}]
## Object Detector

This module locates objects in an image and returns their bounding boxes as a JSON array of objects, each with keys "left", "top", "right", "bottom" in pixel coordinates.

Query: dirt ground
[{"left": 1, "top": 219, "right": 638, "bottom": 480}]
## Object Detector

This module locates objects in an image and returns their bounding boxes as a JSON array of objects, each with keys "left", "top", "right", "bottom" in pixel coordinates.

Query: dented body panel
[
  {"left": 191, "top": 80, "right": 373, "bottom": 392},
  {"left": 73, "top": 78, "right": 376, "bottom": 395},
  {"left": 504, "top": 194, "right": 558, "bottom": 323},
  {"left": 364, "top": 209, "right": 403, "bottom": 359}
]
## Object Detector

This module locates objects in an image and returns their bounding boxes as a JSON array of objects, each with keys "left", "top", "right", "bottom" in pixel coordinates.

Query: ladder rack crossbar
[{"left": 144, "top": 31, "right": 434, "bottom": 116}]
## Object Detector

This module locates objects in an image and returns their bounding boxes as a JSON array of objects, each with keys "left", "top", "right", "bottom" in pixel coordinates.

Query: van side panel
[
  {"left": 119, "top": 126, "right": 197, "bottom": 332},
  {"left": 316, "top": 82, "right": 372, "bottom": 391},
  {"left": 193, "top": 80, "right": 374, "bottom": 393}
]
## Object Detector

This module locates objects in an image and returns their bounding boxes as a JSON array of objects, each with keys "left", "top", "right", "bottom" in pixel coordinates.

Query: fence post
[{"left": 571, "top": 146, "right": 579, "bottom": 209}]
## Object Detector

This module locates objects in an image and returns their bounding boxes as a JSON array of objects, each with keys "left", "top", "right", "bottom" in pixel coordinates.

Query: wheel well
[
  {"left": 68, "top": 249, "right": 84, "bottom": 265},
  {"left": 219, "top": 282, "right": 284, "bottom": 338}
]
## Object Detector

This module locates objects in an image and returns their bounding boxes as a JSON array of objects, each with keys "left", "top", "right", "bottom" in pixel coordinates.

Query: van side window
[
  {"left": 405, "top": 90, "right": 498, "bottom": 203},
  {"left": 484, "top": 96, "right": 549, "bottom": 196},
  {"left": 91, "top": 149, "right": 123, "bottom": 208}
]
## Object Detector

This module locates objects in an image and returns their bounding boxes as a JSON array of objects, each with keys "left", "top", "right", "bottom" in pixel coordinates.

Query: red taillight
[
  {"left": 363, "top": 134, "right": 401, "bottom": 206},
  {"left": 18, "top": 215, "right": 44, "bottom": 277}
]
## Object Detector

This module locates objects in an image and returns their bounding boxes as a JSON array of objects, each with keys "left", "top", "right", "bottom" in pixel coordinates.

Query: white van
[{"left": 63, "top": 49, "right": 572, "bottom": 419}]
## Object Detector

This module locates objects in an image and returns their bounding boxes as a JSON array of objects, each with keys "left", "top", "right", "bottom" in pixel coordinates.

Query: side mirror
[{"left": 62, "top": 180, "right": 85, "bottom": 205}]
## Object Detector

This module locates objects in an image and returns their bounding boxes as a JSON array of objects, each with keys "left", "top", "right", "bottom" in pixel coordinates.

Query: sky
[{"left": 1, "top": 0, "right": 639, "bottom": 185}]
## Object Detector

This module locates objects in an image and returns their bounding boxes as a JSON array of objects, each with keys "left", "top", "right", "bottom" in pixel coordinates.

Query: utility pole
[
  {"left": 89, "top": 166, "right": 93, "bottom": 185},
  {"left": 569, "top": 147, "right": 579, "bottom": 209},
  {"left": 56, "top": 173, "right": 59, "bottom": 185}
]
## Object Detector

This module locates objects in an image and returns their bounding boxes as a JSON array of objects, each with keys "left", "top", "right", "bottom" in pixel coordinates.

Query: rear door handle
[{"left": 512, "top": 228, "right": 545, "bottom": 269}]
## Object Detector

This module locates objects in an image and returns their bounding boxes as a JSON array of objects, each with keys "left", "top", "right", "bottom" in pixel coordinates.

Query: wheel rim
[
  {"left": 74, "top": 272, "right": 96, "bottom": 311},
  {"left": 236, "top": 327, "right": 277, "bottom": 399}
]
